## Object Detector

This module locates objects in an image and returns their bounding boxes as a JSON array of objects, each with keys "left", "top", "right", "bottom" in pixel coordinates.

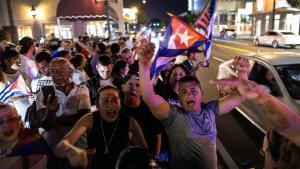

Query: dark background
[{"left": 123, "top": 0, "right": 188, "bottom": 22}]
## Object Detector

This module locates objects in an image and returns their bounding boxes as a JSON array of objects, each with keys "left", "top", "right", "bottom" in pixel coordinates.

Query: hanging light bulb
[{"left": 30, "top": 4, "right": 36, "bottom": 19}]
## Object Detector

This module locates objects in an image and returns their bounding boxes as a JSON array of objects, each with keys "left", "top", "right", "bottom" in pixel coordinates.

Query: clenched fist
[{"left": 138, "top": 42, "right": 156, "bottom": 65}]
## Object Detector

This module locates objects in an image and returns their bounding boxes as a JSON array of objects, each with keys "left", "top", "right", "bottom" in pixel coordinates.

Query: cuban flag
[
  {"left": 0, "top": 75, "right": 30, "bottom": 103},
  {"left": 150, "top": 15, "right": 207, "bottom": 79},
  {"left": 195, "top": 0, "right": 217, "bottom": 67}
]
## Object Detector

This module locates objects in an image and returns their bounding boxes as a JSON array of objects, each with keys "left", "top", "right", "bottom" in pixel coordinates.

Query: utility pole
[
  {"left": 271, "top": 0, "right": 276, "bottom": 30},
  {"left": 104, "top": 0, "right": 111, "bottom": 38},
  {"left": 6, "top": 0, "right": 18, "bottom": 44}
]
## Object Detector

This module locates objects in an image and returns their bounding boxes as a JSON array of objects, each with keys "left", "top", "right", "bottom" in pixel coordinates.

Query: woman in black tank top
[{"left": 87, "top": 112, "right": 130, "bottom": 169}]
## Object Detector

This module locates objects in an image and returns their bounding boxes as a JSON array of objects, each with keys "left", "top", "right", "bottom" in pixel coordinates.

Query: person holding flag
[
  {"left": 138, "top": 40, "right": 251, "bottom": 169},
  {"left": 0, "top": 47, "right": 31, "bottom": 120},
  {"left": 149, "top": 15, "right": 207, "bottom": 80}
]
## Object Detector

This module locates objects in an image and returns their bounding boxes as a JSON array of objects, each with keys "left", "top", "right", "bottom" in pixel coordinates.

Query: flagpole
[{"left": 208, "top": 40, "right": 236, "bottom": 58}]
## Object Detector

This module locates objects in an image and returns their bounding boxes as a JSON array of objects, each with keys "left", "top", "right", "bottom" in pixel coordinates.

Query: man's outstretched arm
[
  {"left": 218, "top": 56, "right": 250, "bottom": 115},
  {"left": 138, "top": 42, "right": 170, "bottom": 120},
  {"left": 211, "top": 78, "right": 300, "bottom": 147}
]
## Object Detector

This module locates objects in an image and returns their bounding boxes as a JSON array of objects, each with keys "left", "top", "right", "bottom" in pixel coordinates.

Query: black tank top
[{"left": 87, "top": 111, "right": 130, "bottom": 169}]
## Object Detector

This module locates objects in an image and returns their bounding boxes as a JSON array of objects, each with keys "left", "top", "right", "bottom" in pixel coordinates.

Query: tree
[{"left": 286, "top": 0, "right": 300, "bottom": 8}]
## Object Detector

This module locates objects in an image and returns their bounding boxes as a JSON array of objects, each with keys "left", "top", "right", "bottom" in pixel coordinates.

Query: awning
[{"left": 56, "top": 0, "right": 119, "bottom": 21}]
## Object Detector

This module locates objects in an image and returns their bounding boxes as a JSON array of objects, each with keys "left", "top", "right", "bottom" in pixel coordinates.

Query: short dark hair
[
  {"left": 179, "top": 75, "right": 202, "bottom": 90},
  {"left": 19, "top": 37, "right": 34, "bottom": 54},
  {"left": 112, "top": 59, "right": 128, "bottom": 76},
  {"left": 97, "top": 42, "right": 107, "bottom": 53},
  {"left": 35, "top": 51, "right": 51, "bottom": 63},
  {"left": 116, "top": 145, "right": 152, "bottom": 169},
  {"left": 70, "top": 53, "right": 86, "bottom": 69},
  {"left": 98, "top": 54, "right": 112, "bottom": 66},
  {"left": 110, "top": 43, "right": 121, "bottom": 54},
  {"left": 1, "top": 47, "right": 19, "bottom": 70}
]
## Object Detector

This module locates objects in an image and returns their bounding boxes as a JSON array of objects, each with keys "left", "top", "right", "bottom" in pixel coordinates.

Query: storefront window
[
  {"left": 17, "top": 26, "right": 32, "bottom": 39},
  {"left": 61, "top": 27, "right": 72, "bottom": 39},
  {"left": 44, "top": 25, "right": 73, "bottom": 39},
  {"left": 285, "top": 14, "right": 293, "bottom": 31}
]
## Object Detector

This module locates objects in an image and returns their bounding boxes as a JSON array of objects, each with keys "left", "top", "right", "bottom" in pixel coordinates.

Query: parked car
[
  {"left": 217, "top": 52, "right": 300, "bottom": 133},
  {"left": 254, "top": 30, "right": 300, "bottom": 48},
  {"left": 220, "top": 29, "right": 236, "bottom": 39}
]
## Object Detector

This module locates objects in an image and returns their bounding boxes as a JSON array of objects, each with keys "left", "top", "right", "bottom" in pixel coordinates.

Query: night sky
[{"left": 123, "top": 0, "right": 188, "bottom": 22}]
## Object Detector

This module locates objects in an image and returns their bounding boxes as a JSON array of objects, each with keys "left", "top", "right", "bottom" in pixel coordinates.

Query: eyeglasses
[{"left": 0, "top": 116, "right": 21, "bottom": 128}]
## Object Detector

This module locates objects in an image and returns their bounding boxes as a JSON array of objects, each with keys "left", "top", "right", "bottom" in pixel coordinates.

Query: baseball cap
[{"left": 123, "top": 72, "right": 139, "bottom": 84}]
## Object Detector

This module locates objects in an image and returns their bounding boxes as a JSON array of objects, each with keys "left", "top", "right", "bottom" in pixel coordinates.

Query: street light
[
  {"left": 142, "top": 0, "right": 146, "bottom": 4},
  {"left": 30, "top": 4, "right": 36, "bottom": 19},
  {"left": 132, "top": 7, "right": 138, "bottom": 30}
]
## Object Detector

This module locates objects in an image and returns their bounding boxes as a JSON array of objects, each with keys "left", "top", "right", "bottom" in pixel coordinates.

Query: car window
[
  {"left": 249, "top": 62, "right": 282, "bottom": 97},
  {"left": 281, "top": 32, "right": 295, "bottom": 35},
  {"left": 269, "top": 32, "right": 278, "bottom": 36},
  {"left": 275, "top": 64, "right": 300, "bottom": 100}
]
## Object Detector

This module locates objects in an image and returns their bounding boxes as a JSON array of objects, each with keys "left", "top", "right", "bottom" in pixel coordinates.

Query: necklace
[{"left": 100, "top": 117, "right": 119, "bottom": 154}]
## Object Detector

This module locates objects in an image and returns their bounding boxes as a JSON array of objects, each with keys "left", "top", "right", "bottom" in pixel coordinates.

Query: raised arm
[
  {"left": 211, "top": 79, "right": 300, "bottom": 147},
  {"left": 75, "top": 41, "right": 97, "bottom": 57},
  {"left": 218, "top": 56, "right": 250, "bottom": 115},
  {"left": 138, "top": 42, "right": 170, "bottom": 120}
]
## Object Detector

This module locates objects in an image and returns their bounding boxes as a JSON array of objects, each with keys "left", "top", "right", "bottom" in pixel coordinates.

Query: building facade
[
  {"left": 252, "top": 0, "right": 300, "bottom": 36},
  {"left": 0, "top": 0, "right": 125, "bottom": 42}
]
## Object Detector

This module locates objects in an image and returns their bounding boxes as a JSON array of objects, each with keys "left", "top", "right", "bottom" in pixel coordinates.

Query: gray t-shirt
[{"left": 161, "top": 100, "right": 219, "bottom": 169}]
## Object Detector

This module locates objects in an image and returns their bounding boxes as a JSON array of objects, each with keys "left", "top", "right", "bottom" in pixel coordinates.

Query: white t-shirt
[
  {"left": 20, "top": 55, "right": 39, "bottom": 80},
  {"left": 36, "top": 84, "right": 91, "bottom": 150},
  {"left": 99, "top": 78, "right": 112, "bottom": 88}
]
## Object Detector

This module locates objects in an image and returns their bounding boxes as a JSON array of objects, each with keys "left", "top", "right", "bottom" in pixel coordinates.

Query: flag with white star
[{"left": 150, "top": 16, "right": 207, "bottom": 79}]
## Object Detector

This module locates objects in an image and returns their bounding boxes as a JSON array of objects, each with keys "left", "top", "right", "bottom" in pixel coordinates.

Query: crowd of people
[{"left": 0, "top": 33, "right": 299, "bottom": 169}]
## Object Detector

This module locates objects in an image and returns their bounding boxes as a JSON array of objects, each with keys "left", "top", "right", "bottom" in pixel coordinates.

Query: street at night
[{"left": 1, "top": 0, "right": 300, "bottom": 169}]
